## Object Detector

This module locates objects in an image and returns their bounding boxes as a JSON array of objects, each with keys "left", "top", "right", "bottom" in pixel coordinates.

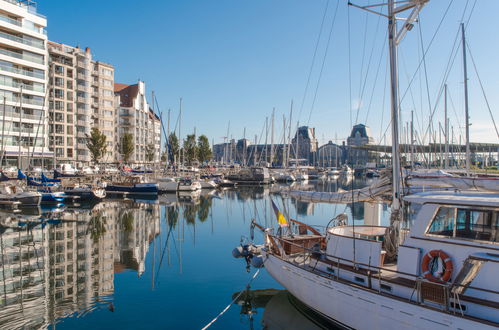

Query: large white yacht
[{"left": 258, "top": 191, "right": 499, "bottom": 329}]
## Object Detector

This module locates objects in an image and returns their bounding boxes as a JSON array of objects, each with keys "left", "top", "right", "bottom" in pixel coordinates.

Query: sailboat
[{"left": 244, "top": 1, "right": 499, "bottom": 329}]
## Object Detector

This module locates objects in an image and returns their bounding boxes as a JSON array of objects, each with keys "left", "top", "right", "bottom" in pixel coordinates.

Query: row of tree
[
  {"left": 165, "top": 133, "right": 212, "bottom": 165},
  {"left": 86, "top": 128, "right": 212, "bottom": 165}
]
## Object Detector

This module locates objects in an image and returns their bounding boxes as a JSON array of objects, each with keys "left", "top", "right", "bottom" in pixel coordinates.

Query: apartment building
[
  {"left": 115, "top": 80, "right": 161, "bottom": 164},
  {"left": 91, "top": 61, "right": 115, "bottom": 162},
  {"left": 0, "top": 0, "right": 50, "bottom": 167},
  {"left": 48, "top": 42, "right": 116, "bottom": 166}
]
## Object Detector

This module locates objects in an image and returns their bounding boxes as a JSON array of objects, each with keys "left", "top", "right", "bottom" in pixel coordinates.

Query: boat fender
[
  {"left": 421, "top": 249, "right": 453, "bottom": 283},
  {"left": 232, "top": 245, "right": 250, "bottom": 259},
  {"left": 250, "top": 255, "right": 265, "bottom": 268}
]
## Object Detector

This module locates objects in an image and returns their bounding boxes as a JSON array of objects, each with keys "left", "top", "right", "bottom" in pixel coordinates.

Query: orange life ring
[{"left": 421, "top": 250, "right": 453, "bottom": 283}]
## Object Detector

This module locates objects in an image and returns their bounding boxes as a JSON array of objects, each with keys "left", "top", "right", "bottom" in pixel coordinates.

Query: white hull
[{"left": 263, "top": 252, "right": 494, "bottom": 330}]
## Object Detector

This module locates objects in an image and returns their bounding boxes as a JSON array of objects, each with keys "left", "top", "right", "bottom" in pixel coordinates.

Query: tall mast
[
  {"left": 351, "top": 0, "right": 428, "bottom": 212},
  {"left": 0, "top": 97, "right": 5, "bottom": 167},
  {"left": 264, "top": 117, "right": 268, "bottom": 164},
  {"left": 444, "top": 84, "right": 449, "bottom": 169},
  {"left": 167, "top": 108, "right": 170, "bottom": 167},
  {"left": 178, "top": 97, "right": 182, "bottom": 168},
  {"left": 18, "top": 85, "right": 23, "bottom": 170},
  {"left": 287, "top": 101, "right": 293, "bottom": 169},
  {"left": 387, "top": 0, "right": 402, "bottom": 210},
  {"left": 461, "top": 23, "right": 471, "bottom": 175},
  {"left": 270, "top": 108, "right": 275, "bottom": 166},
  {"left": 410, "top": 110, "right": 414, "bottom": 170}
]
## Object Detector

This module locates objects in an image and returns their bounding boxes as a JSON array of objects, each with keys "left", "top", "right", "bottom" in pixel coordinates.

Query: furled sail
[{"left": 283, "top": 176, "right": 392, "bottom": 203}]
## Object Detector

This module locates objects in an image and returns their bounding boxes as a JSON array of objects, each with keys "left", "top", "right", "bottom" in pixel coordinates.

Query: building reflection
[{"left": 0, "top": 200, "right": 160, "bottom": 328}]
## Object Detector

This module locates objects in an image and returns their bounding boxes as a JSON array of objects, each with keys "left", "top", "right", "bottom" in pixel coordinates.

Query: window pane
[
  {"left": 456, "top": 209, "right": 495, "bottom": 242},
  {"left": 428, "top": 207, "right": 455, "bottom": 237}
]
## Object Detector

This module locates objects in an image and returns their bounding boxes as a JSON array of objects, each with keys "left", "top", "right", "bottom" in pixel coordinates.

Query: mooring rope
[{"left": 201, "top": 269, "right": 261, "bottom": 330}]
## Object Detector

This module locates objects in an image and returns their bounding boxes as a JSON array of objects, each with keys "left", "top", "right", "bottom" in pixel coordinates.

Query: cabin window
[
  {"left": 455, "top": 209, "right": 498, "bottom": 242},
  {"left": 427, "top": 207, "right": 499, "bottom": 243},
  {"left": 427, "top": 207, "right": 455, "bottom": 237}
]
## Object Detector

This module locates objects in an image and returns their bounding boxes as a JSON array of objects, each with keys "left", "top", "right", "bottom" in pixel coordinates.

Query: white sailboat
[{"left": 246, "top": 1, "right": 499, "bottom": 328}]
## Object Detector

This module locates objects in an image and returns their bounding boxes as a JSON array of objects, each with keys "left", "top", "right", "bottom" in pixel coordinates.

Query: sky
[{"left": 39, "top": 0, "right": 499, "bottom": 146}]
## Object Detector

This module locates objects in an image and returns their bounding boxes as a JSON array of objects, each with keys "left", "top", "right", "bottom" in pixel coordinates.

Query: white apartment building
[
  {"left": 48, "top": 42, "right": 116, "bottom": 166},
  {"left": 0, "top": 0, "right": 51, "bottom": 167},
  {"left": 115, "top": 80, "right": 161, "bottom": 164}
]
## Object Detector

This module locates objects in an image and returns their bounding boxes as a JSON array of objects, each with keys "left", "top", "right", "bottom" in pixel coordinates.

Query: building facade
[
  {"left": 48, "top": 42, "right": 116, "bottom": 166},
  {"left": 0, "top": 0, "right": 50, "bottom": 167},
  {"left": 115, "top": 81, "right": 161, "bottom": 164},
  {"left": 346, "top": 124, "right": 376, "bottom": 166}
]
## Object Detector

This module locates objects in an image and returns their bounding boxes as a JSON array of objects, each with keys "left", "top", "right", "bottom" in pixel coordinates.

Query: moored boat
[{"left": 106, "top": 176, "right": 158, "bottom": 195}]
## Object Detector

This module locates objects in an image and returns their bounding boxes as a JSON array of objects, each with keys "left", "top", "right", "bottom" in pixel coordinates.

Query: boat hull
[
  {"left": 263, "top": 252, "right": 495, "bottom": 330},
  {"left": 106, "top": 183, "right": 158, "bottom": 195}
]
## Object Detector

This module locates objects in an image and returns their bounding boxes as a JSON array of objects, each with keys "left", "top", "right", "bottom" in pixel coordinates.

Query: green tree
[
  {"left": 86, "top": 127, "right": 107, "bottom": 163},
  {"left": 197, "top": 135, "right": 212, "bottom": 163},
  {"left": 168, "top": 133, "right": 179, "bottom": 161},
  {"left": 184, "top": 134, "right": 198, "bottom": 165},
  {"left": 161, "top": 151, "right": 167, "bottom": 162},
  {"left": 145, "top": 143, "right": 155, "bottom": 162},
  {"left": 120, "top": 133, "right": 134, "bottom": 163}
]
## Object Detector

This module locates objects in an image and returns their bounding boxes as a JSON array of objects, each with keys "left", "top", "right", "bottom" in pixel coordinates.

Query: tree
[
  {"left": 184, "top": 134, "right": 197, "bottom": 165},
  {"left": 86, "top": 127, "right": 107, "bottom": 163},
  {"left": 120, "top": 133, "right": 134, "bottom": 163},
  {"left": 145, "top": 143, "right": 155, "bottom": 162},
  {"left": 197, "top": 135, "right": 212, "bottom": 163},
  {"left": 168, "top": 133, "right": 179, "bottom": 162}
]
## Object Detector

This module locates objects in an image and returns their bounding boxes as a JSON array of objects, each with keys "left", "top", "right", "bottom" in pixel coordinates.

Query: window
[
  {"left": 427, "top": 207, "right": 455, "bottom": 237},
  {"left": 427, "top": 206, "right": 499, "bottom": 243},
  {"left": 456, "top": 209, "right": 498, "bottom": 242}
]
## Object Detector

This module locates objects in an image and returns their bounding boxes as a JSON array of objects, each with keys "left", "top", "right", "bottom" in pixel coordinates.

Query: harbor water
[{"left": 0, "top": 177, "right": 388, "bottom": 329}]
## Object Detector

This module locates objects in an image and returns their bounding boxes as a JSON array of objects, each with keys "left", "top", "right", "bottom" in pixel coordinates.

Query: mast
[
  {"left": 387, "top": 0, "right": 402, "bottom": 210},
  {"left": 444, "top": 84, "right": 449, "bottom": 169},
  {"left": 351, "top": 0, "right": 428, "bottom": 212},
  {"left": 264, "top": 117, "right": 268, "bottom": 164},
  {"left": 461, "top": 23, "right": 471, "bottom": 175},
  {"left": 287, "top": 101, "right": 293, "bottom": 169},
  {"left": 18, "top": 85, "right": 23, "bottom": 170},
  {"left": 167, "top": 109, "right": 170, "bottom": 167},
  {"left": 270, "top": 108, "right": 275, "bottom": 167},
  {"left": 410, "top": 110, "right": 414, "bottom": 170},
  {"left": 178, "top": 97, "right": 182, "bottom": 169},
  {"left": 0, "top": 97, "right": 5, "bottom": 167}
]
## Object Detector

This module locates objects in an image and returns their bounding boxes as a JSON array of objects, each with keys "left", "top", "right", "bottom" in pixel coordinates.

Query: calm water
[{"left": 0, "top": 177, "right": 388, "bottom": 329}]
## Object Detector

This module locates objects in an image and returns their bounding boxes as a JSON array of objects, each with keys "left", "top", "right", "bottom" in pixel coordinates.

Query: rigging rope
[
  {"left": 466, "top": 43, "right": 499, "bottom": 140},
  {"left": 201, "top": 269, "right": 261, "bottom": 330},
  {"left": 307, "top": 0, "right": 340, "bottom": 125},
  {"left": 297, "top": 0, "right": 330, "bottom": 122}
]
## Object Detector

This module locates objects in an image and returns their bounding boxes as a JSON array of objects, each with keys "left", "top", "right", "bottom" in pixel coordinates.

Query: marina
[
  {"left": 0, "top": 0, "right": 497, "bottom": 329},
  {"left": 0, "top": 179, "right": 379, "bottom": 329}
]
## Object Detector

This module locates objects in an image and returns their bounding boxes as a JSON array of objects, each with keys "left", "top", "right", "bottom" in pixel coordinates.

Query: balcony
[
  {"left": 77, "top": 73, "right": 87, "bottom": 80},
  {"left": 0, "top": 47, "right": 44, "bottom": 65},
  {"left": 76, "top": 96, "right": 87, "bottom": 103},
  {"left": 77, "top": 155, "right": 88, "bottom": 161},
  {"left": 0, "top": 62, "right": 45, "bottom": 79},
  {"left": 76, "top": 84, "right": 88, "bottom": 92},
  {"left": 0, "top": 10, "right": 47, "bottom": 35},
  {"left": 0, "top": 30, "right": 44, "bottom": 49},
  {"left": 76, "top": 120, "right": 88, "bottom": 127}
]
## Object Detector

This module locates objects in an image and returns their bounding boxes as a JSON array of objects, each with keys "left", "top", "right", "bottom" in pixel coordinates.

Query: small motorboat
[
  {"left": 0, "top": 184, "right": 42, "bottom": 207},
  {"left": 200, "top": 179, "right": 218, "bottom": 189},
  {"left": 158, "top": 178, "right": 201, "bottom": 192},
  {"left": 63, "top": 184, "right": 106, "bottom": 201},
  {"left": 106, "top": 175, "right": 158, "bottom": 196}
]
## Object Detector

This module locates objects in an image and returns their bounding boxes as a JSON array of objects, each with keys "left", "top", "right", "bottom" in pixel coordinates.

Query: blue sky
[{"left": 40, "top": 0, "right": 499, "bottom": 146}]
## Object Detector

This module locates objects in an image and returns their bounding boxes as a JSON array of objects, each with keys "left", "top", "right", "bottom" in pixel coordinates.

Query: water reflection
[
  {"left": 233, "top": 289, "right": 338, "bottom": 330},
  {"left": 0, "top": 200, "right": 162, "bottom": 329},
  {"left": 0, "top": 180, "right": 385, "bottom": 329}
]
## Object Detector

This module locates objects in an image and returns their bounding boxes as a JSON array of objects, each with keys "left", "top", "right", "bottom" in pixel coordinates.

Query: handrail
[{"left": 267, "top": 233, "right": 499, "bottom": 297}]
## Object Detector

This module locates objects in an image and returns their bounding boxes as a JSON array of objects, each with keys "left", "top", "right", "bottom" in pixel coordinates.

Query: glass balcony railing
[
  {"left": 0, "top": 14, "right": 21, "bottom": 27},
  {"left": 0, "top": 47, "right": 44, "bottom": 64},
  {"left": 0, "top": 30, "right": 44, "bottom": 49},
  {"left": 0, "top": 79, "right": 44, "bottom": 93},
  {"left": 0, "top": 63, "right": 45, "bottom": 79}
]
